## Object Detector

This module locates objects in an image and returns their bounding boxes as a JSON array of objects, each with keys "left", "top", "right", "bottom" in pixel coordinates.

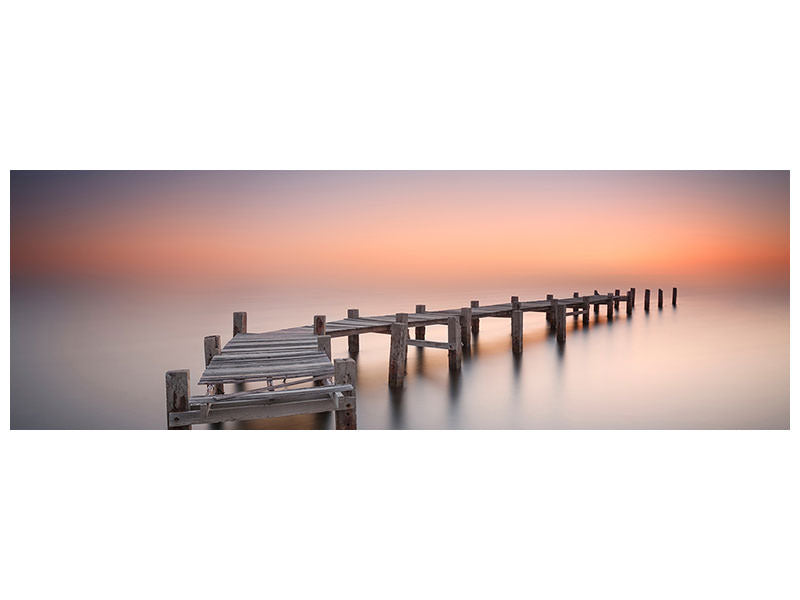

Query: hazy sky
[{"left": 11, "top": 171, "right": 789, "bottom": 289}]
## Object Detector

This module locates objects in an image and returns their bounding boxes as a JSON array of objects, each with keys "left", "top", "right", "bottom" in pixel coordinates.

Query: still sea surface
[{"left": 10, "top": 280, "right": 789, "bottom": 429}]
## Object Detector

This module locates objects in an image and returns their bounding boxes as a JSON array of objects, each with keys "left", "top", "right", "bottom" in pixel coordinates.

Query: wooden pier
[{"left": 166, "top": 287, "right": 677, "bottom": 429}]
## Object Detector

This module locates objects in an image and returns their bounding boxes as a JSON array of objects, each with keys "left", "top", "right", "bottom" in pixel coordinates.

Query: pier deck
[{"left": 165, "top": 287, "right": 677, "bottom": 430}]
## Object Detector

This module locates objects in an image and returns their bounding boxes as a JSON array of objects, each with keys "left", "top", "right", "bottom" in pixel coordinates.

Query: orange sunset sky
[{"left": 10, "top": 171, "right": 789, "bottom": 289}]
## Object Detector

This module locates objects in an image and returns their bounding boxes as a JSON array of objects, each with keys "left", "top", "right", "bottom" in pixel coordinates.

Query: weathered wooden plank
[
  {"left": 407, "top": 339, "right": 450, "bottom": 350},
  {"left": 170, "top": 397, "right": 339, "bottom": 427},
  {"left": 189, "top": 384, "right": 353, "bottom": 407}
]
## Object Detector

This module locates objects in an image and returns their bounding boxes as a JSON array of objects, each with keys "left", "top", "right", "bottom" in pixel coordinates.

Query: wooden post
[
  {"left": 594, "top": 290, "right": 600, "bottom": 315},
  {"left": 316, "top": 335, "right": 332, "bottom": 386},
  {"left": 347, "top": 308, "right": 360, "bottom": 354},
  {"left": 626, "top": 291, "right": 632, "bottom": 315},
  {"left": 556, "top": 304, "right": 566, "bottom": 343},
  {"left": 546, "top": 294, "right": 554, "bottom": 327},
  {"left": 396, "top": 313, "right": 409, "bottom": 373},
  {"left": 582, "top": 296, "right": 590, "bottom": 325},
  {"left": 614, "top": 289, "right": 620, "bottom": 310},
  {"left": 203, "top": 335, "right": 224, "bottom": 396},
  {"left": 448, "top": 315, "right": 462, "bottom": 371},
  {"left": 550, "top": 297, "right": 558, "bottom": 330},
  {"left": 166, "top": 369, "right": 191, "bottom": 430},
  {"left": 658, "top": 289, "right": 664, "bottom": 309},
  {"left": 631, "top": 288, "right": 636, "bottom": 309},
  {"left": 606, "top": 293, "right": 613, "bottom": 319},
  {"left": 388, "top": 322, "right": 408, "bottom": 388},
  {"left": 511, "top": 309, "right": 523, "bottom": 354},
  {"left": 233, "top": 311, "right": 247, "bottom": 336},
  {"left": 460, "top": 307, "right": 472, "bottom": 352},
  {"left": 644, "top": 289, "right": 651, "bottom": 311},
  {"left": 313, "top": 314, "right": 326, "bottom": 335},
  {"left": 672, "top": 287, "right": 678, "bottom": 306},
  {"left": 573, "top": 292, "right": 579, "bottom": 319},
  {"left": 415, "top": 304, "right": 426, "bottom": 340},
  {"left": 334, "top": 358, "right": 357, "bottom": 430},
  {"left": 511, "top": 295, "right": 520, "bottom": 309},
  {"left": 470, "top": 300, "right": 480, "bottom": 335}
]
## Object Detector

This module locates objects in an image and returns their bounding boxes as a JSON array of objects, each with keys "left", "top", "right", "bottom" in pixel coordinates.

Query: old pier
[{"left": 166, "top": 286, "right": 678, "bottom": 429}]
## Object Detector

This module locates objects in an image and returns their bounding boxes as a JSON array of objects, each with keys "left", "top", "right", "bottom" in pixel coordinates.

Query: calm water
[{"left": 10, "top": 281, "right": 789, "bottom": 429}]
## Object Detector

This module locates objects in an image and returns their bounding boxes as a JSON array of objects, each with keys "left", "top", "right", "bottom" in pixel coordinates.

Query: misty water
[{"left": 10, "top": 281, "right": 789, "bottom": 429}]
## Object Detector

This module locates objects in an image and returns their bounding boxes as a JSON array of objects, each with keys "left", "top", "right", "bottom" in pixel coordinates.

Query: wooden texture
[
  {"left": 470, "top": 300, "right": 480, "bottom": 334},
  {"left": 313, "top": 314, "right": 326, "bottom": 335},
  {"left": 511, "top": 309, "right": 523, "bottom": 354},
  {"left": 626, "top": 291, "right": 633, "bottom": 315},
  {"left": 448, "top": 315, "right": 462, "bottom": 371},
  {"left": 556, "top": 304, "right": 566, "bottom": 343},
  {"left": 347, "top": 308, "right": 360, "bottom": 354},
  {"left": 644, "top": 289, "right": 651, "bottom": 311},
  {"left": 334, "top": 358, "right": 357, "bottom": 430},
  {"left": 573, "top": 292, "right": 580, "bottom": 319},
  {"left": 631, "top": 288, "right": 636, "bottom": 309},
  {"left": 606, "top": 293, "right": 614, "bottom": 319},
  {"left": 658, "top": 289, "right": 664, "bottom": 309},
  {"left": 672, "top": 287, "right": 678, "bottom": 306},
  {"left": 203, "top": 335, "right": 224, "bottom": 396},
  {"left": 233, "top": 312, "right": 247, "bottom": 336},
  {"left": 582, "top": 296, "right": 590, "bottom": 325},
  {"left": 166, "top": 370, "right": 191, "bottom": 430},
  {"left": 415, "top": 304, "right": 426, "bottom": 340},
  {"left": 407, "top": 339, "right": 450, "bottom": 350},
  {"left": 388, "top": 322, "right": 407, "bottom": 388},
  {"left": 460, "top": 307, "right": 472, "bottom": 352}
]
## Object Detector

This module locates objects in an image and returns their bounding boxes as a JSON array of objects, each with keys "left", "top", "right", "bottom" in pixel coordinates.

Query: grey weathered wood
[
  {"left": 460, "top": 307, "right": 472, "bottom": 352},
  {"left": 448, "top": 315, "right": 462, "bottom": 371},
  {"left": 545, "top": 294, "right": 554, "bottom": 326},
  {"left": 631, "top": 288, "right": 636, "bottom": 309},
  {"left": 233, "top": 312, "right": 247, "bottom": 336},
  {"left": 407, "top": 339, "right": 450, "bottom": 350},
  {"left": 582, "top": 296, "right": 590, "bottom": 325},
  {"left": 415, "top": 304, "right": 426, "bottom": 339},
  {"left": 614, "top": 289, "right": 620, "bottom": 310},
  {"left": 203, "top": 335, "right": 224, "bottom": 396},
  {"left": 166, "top": 369, "right": 191, "bottom": 430},
  {"left": 593, "top": 290, "right": 600, "bottom": 315},
  {"left": 672, "top": 287, "right": 678, "bottom": 306},
  {"left": 470, "top": 300, "right": 480, "bottom": 334},
  {"left": 626, "top": 291, "right": 633, "bottom": 315},
  {"left": 607, "top": 293, "right": 613, "bottom": 319},
  {"left": 511, "top": 295, "right": 520, "bottom": 310},
  {"left": 511, "top": 309, "right": 523, "bottom": 354},
  {"left": 190, "top": 384, "right": 353, "bottom": 407},
  {"left": 334, "top": 358, "right": 357, "bottom": 430},
  {"left": 396, "top": 312, "right": 409, "bottom": 324},
  {"left": 347, "top": 308, "right": 360, "bottom": 354},
  {"left": 658, "top": 288, "right": 664, "bottom": 309},
  {"left": 644, "top": 289, "right": 651, "bottom": 311},
  {"left": 171, "top": 397, "right": 339, "bottom": 426},
  {"left": 573, "top": 292, "right": 580, "bottom": 319},
  {"left": 388, "top": 322, "right": 407, "bottom": 388},
  {"left": 556, "top": 304, "right": 566, "bottom": 343},
  {"left": 313, "top": 315, "right": 326, "bottom": 335},
  {"left": 550, "top": 297, "right": 558, "bottom": 330}
]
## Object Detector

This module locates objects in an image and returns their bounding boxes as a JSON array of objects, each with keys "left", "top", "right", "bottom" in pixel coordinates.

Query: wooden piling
[
  {"left": 550, "top": 297, "right": 558, "bottom": 330},
  {"left": 546, "top": 294, "right": 554, "bottom": 326},
  {"left": 644, "top": 289, "right": 651, "bottom": 311},
  {"left": 614, "top": 289, "right": 620, "bottom": 310},
  {"left": 415, "top": 304, "right": 426, "bottom": 340},
  {"left": 511, "top": 309, "right": 522, "bottom": 354},
  {"left": 606, "top": 293, "right": 613, "bottom": 319},
  {"left": 313, "top": 314, "right": 326, "bottom": 335},
  {"left": 672, "top": 287, "right": 678, "bottom": 306},
  {"left": 347, "top": 308, "right": 360, "bottom": 354},
  {"left": 470, "top": 300, "right": 480, "bottom": 334},
  {"left": 631, "top": 288, "right": 636, "bottom": 309},
  {"left": 448, "top": 315, "right": 462, "bottom": 371},
  {"left": 334, "top": 358, "right": 357, "bottom": 430},
  {"left": 626, "top": 291, "right": 632, "bottom": 315},
  {"left": 233, "top": 311, "right": 247, "bottom": 336},
  {"left": 388, "top": 322, "right": 408, "bottom": 388},
  {"left": 658, "top": 289, "right": 663, "bottom": 309},
  {"left": 573, "top": 292, "right": 579, "bottom": 319},
  {"left": 396, "top": 313, "right": 409, "bottom": 373},
  {"left": 511, "top": 295, "right": 520, "bottom": 309},
  {"left": 582, "top": 296, "right": 590, "bottom": 325},
  {"left": 460, "top": 307, "right": 472, "bottom": 352},
  {"left": 316, "top": 335, "right": 332, "bottom": 386},
  {"left": 593, "top": 290, "right": 600, "bottom": 315},
  {"left": 556, "top": 304, "right": 566, "bottom": 343},
  {"left": 203, "top": 335, "right": 224, "bottom": 396},
  {"left": 166, "top": 369, "right": 191, "bottom": 430}
]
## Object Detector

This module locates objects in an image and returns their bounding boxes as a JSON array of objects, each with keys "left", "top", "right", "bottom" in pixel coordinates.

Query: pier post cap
[
  {"left": 573, "top": 292, "right": 580, "bottom": 297},
  {"left": 470, "top": 300, "right": 480, "bottom": 307},
  {"left": 395, "top": 312, "right": 409, "bottom": 323},
  {"left": 415, "top": 304, "right": 426, "bottom": 312},
  {"left": 347, "top": 308, "right": 359, "bottom": 317},
  {"left": 203, "top": 335, "right": 221, "bottom": 366},
  {"left": 546, "top": 294, "right": 553, "bottom": 300},
  {"left": 233, "top": 311, "right": 248, "bottom": 335}
]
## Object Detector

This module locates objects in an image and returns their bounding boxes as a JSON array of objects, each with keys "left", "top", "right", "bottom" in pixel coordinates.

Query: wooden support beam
[
  {"left": 606, "top": 293, "right": 613, "bottom": 319},
  {"left": 415, "top": 304, "right": 426, "bottom": 340},
  {"left": 448, "top": 315, "right": 462, "bottom": 371},
  {"left": 556, "top": 304, "right": 566, "bottom": 343},
  {"left": 313, "top": 314, "right": 326, "bottom": 335},
  {"left": 470, "top": 300, "right": 480, "bottom": 334},
  {"left": 644, "top": 289, "right": 651, "bottom": 311},
  {"left": 408, "top": 339, "right": 450, "bottom": 350},
  {"left": 347, "top": 308, "right": 360, "bottom": 354},
  {"left": 550, "top": 297, "right": 558, "bottom": 330},
  {"left": 460, "top": 307, "right": 472, "bottom": 352},
  {"left": 334, "top": 358, "right": 357, "bottom": 429},
  {"left": 614, "top": 289, "right": 620, "bottom": 310},
  {"left": 511, "top": 295, "right": 520, "bottom": 310},
  {"left": 626, "top": 291, "right": 633, "bottom": 315},
  {"left": 573, "top": 292, "right": 579, "bottom": 319},
  {"left": 233, "top": 311, "right": 247, "bottom": 336},
  {"left": 396, "top": 313, "right": 408, "bottom": 373},
  {"left": 672, "top": 287, "right": 678, "bottom": 306},
  {"left": 166, "top": 369, "right": 191, "bottom": 430},
  {"left": 582, "top": 296, "right": 590, "bottom": 325},
  {"left": 658, "top": 289, "right": 664, "bottom": 309},
  {"left": 594, "top": 290, "right": 600, "bottom": 315},
  {"left": 203, "top": 335, "right": 224, "bottom": 396},
  {"left": 388, "top": 322, "right": 407, "bottom": 388},
  {"left": 511, "top": 309, "right": 523, "bottom": 355},
  {"left": 546, "top": 294, "right": 554, "bottom": 326},
  {"left": 631, "top": 288, "right": 636, "bottom": 309},
  {"left": 317, "top": 335, "right": 331, "bottom": 359}
]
